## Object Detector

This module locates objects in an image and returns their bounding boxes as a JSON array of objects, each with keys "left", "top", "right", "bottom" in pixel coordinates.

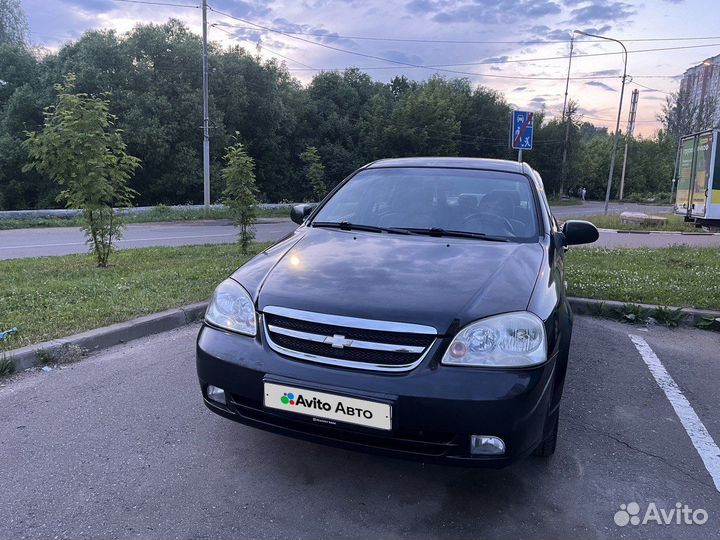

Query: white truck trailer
[{"left": 674, "top": 129, "right": 720, "bottom": 229}]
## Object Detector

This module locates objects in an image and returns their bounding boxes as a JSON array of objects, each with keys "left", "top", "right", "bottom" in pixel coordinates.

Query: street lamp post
[{"left": 574, "top": 30, "right": 628, "bottom": 215}]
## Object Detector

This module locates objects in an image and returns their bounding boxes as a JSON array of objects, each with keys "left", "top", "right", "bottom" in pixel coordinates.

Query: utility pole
[
  {"left": 574, "top": 30, "right": 628, "bottom": 215},
  {"left": 559, "top": 35, "right": 575, "bottom": 199},
  {"left": 619, "top": 89, "right": 639, "bottom": 200},
  {"left": 605, "top": 67, "right": 627, "bottom": 214},
  {"left": 202, "top": 0, "right": 210, "bottom": 210}
]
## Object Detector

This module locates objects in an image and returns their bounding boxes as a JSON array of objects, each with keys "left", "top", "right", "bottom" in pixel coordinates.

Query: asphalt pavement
[
  {"left": 0, "top": 219, "right": 297, "bottom": 260},
  {"left": 1, "top": 203, "right": 718, "bottom": 260},
  {"left": 1, "top": 316, "right": 719, "bottom": 539}
]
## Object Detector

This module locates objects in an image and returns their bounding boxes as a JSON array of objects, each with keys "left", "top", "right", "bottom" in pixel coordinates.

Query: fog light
[
  {"left": 207, "top": 385, "right": 226, "bottom": 405},
  {"left": 470, "top": 435, "right": 505, "bottom": 455}
]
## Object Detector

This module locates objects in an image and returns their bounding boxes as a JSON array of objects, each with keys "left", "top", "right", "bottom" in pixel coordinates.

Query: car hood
[{"left": 247, "top": 227, "right": 544, "bottom": 333}]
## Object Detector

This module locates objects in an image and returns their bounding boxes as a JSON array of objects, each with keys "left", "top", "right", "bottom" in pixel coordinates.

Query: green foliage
[
  {"left": 697, "top": 317, "right": 720, "bottom": 331},
  {"left": 566, "top": 247, "right": 720, "bottom": 310},
  {"left": 0, "top": 325, "right": 18, "bottom": 377},
  {"left": 299, "top": 146, "right": 326, "bottom": 200},
  {"left": 659, "top": 86, "right": 717, "bottom": 144},
  {"left": 652, "top": 306, "right": 686, "bottom": 327},
  {"left": 587, "top": 301, "right": 615, "bottom": 319},
  {"left": 222, "top": 137, "right": 258, "bottom": 254},
  {"left": 0, "top": 20, "right": 684, "bottom": 211},
  {"left": 620, "top": 303, "right": 652, "bottom": 324},
  {"left": 560, "top": 212, "right": 696, "bottom": 232},
  {"left": 0, "top": 243, "right": 269, "bottom": 348},
  {"left": 0, "top": 0, "right": 27, "bottom": 46},
  {"left": 23, "top": 75, "right": 140, "bottom": 266}
]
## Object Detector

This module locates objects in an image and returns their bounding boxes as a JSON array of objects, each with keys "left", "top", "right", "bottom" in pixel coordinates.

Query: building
[{"left": 680, "top": 53, "right": 720, "bottom": 127}]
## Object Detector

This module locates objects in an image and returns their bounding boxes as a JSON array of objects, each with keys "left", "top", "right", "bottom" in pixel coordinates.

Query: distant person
[{"left": 581, "top": 187, "right": 587, "bottom": 201}]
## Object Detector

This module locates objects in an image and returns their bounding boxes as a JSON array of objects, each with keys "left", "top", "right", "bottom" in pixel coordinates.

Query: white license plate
[{"left": 264, "top": 382, "right": 392, "bottom": 431}]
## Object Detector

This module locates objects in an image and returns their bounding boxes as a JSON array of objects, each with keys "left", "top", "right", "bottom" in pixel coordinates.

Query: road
[
  {"left": 0, "top": 219, "right": 297, "bottom": 260},
  {"left": 549, "top": 201, "right": 672, "bottom": 217},
  {"left": 1, "top": 316, "right": 718, "bottom": 539},
  {"left": 1, "top": 203, "right": 719, "bottom": 260}
]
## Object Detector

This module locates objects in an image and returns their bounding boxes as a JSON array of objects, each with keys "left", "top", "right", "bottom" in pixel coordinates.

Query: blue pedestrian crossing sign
[{"left": 511, "top": 110, "right": 534, "bottom": 150}]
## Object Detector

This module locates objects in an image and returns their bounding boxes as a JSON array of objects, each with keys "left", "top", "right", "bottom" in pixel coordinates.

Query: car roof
[{"left": 364, "top": 157, "right": 527, "bottom": 174}]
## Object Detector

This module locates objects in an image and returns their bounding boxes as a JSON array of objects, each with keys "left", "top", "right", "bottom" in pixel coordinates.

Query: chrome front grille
[{"left": 262, "top": 306, "right": 437, "bottom": 372}]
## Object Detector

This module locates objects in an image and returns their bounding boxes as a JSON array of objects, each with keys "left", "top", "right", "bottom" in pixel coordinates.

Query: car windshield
[{"left": 312, "top": 167, "right": 540, "bottom": 241}]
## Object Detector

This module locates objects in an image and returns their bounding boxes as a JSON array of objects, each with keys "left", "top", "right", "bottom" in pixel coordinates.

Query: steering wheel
[{"left": 462, "top": 212, "right": 515, "bottom": 235}]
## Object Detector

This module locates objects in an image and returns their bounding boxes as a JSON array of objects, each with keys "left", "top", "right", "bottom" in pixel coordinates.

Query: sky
[{"left": 22, "top": 0, "right": 720, "bottom": 136}]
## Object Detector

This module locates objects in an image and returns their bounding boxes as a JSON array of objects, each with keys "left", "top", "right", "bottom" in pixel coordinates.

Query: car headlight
[
  {"left": 441, "top": 312, "right": 546, "bottom": 367},
  {"left": 205, "top": 278, "right": 256, "bottom": 336}
]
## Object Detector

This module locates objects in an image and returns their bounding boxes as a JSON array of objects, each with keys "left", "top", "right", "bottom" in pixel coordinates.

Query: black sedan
[{"left": 196, "top": 157, "right": 598, "bottom": 466}]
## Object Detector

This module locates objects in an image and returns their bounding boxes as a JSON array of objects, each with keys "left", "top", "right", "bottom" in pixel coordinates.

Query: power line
[
  {"left": 212, "top": 24, "right": 317, "bottom": 69},
  {"left": 211, "top": 16, "right": 716, "bottom": 79},
  {"left": 209, "top": 25, "right": 720, "bottom": 46},
  {"left": 108, "top": 0, "right": 199, "bottom": 8},
  {"left": 631, "top": 80, "right": 673, "bottom": 95},
  {"left": 580, "top": 114, "right": 659, "bottom": 124},
  {"left": 206, "top": 7, "right": 642, "bottom": 81}
]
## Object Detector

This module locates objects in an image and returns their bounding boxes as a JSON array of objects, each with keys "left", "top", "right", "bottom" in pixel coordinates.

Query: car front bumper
[{"left": 196, "top": 323, "right": 558, "bottom": 467}]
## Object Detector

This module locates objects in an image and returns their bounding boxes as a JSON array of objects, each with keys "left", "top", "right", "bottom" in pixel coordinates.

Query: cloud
[
  {"left": 585, "top": 80, "right": 616, "bottom": 91},
  {"left": 513, "top": 86, "right": 528, "bottom": 91},
  {"left": 577, "top": 25, "right": 612, "bottom": 34},
  {"left": 218, "top": 25, "right": 263, "bottom": 42},
  {"left": 483, "top": 55, "right": 509, "bottom": 63},
  {"left": 381, "top": 50, "right": 424, "bottom": 64},
  {"left": 206, "top": 0, "right": 271, "bottom": 18},
  {"left": 570, "top": 1, "right": 635, "bottom": 24},
  {"left": 526, "top": 25, "right": 570, "bottom": 41},
  {"left": 68, "top": 0, "right": 114, "bottom": 13},
  {"left": 416, "top": 0, "right": 562, "bottom": 24},
  {"left": 589, "top": 69, "right": 620, "bottom": 77},
  {"left": 405, "top": 0, "right": 445, "bottom": 13}
]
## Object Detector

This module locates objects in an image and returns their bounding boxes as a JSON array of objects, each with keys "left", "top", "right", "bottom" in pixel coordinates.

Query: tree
[
  {"left": 0, "top": 0, "right": 27, "bottom": 46},
  {"left": 299, "top": 146, "right": 326, "bottom": 200},
  {"left": 222, "top": 136, "right": 258, "bottom": 255},
  {"left": 23, "top": 75, "right": 140, "bottom": 267},
  {"left": 659, "top": 86, "right": 718, "bottom": 143}
]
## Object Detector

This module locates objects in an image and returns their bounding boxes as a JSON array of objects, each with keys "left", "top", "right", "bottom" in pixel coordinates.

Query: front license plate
[{"left": 264, "top": 382, "right": 392, "bottom": 431}]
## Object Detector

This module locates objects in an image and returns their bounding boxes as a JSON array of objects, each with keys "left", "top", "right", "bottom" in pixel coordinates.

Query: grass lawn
[
  {"left": 0, "top": 243, "right": 270, "bottom": 349},
  {"left": 0, "top": 205, "right": 292, "bottom": 230},
  {"left": 547, "top": 198, "right": 583, "bottom": 206},
  {"left": 566, "top": 246, "right": 720, "bottom": 310},
  {"left": 1, "top": 244, "right": 718, "bottom": 350},
  {"left": 562, "top": 212, "right": 698, "bottom": 232}
]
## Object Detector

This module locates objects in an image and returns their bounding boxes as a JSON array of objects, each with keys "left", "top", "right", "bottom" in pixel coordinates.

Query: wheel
[{"left": 533, "top": 409, "right": 559, "bottom": 458}]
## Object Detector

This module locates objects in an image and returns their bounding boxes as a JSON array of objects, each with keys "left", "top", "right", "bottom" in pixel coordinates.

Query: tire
[{"left": 533, "top": 409, "right": 559, "bottom": 458}]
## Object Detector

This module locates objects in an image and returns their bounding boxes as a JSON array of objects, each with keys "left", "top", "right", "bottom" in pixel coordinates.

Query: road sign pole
[{"left": 511, "top": 110, "right": 534, "bottom": 159}]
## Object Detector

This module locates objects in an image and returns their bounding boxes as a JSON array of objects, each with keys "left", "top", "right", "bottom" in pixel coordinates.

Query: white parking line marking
[{"left": 629, "top": 334, "right": 720, "bottom": 492}]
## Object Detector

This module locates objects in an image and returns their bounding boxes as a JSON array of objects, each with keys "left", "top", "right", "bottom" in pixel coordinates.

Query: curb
[
  {"left": 3, "top": 298, "right": 718, "bottom": 374},
  {"left": 567, "top": 297, "right": 719, "bottom": 327},
  {"left": 596, "top": 228, "right": 720, "bottom": 236},
  {"left": 4, "top": 302, "right": 208, "bottom": 372}
]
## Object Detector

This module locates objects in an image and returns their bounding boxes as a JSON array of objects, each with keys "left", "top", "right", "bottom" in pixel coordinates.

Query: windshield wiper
[
  {"left": 405, "top": 227, "right": 510, "bottom": 242},
  {"left": 312, "top": 221, "right": 416, "bottom": 235}
]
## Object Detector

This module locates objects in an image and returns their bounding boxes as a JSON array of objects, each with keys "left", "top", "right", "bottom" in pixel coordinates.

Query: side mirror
[
  {"left": 562, "top": 220, "right": 599, "bottom": 246},
  {"left": 291, "top": 204, "right": 314, "bottom": 225}
]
